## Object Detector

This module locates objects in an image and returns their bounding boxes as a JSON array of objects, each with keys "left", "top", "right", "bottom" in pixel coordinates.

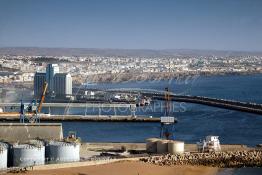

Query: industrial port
[
  {"left": 0, "top": 90, "right": 261, "bottom": 173},
  {"left": 0, "top": 64, "right": 262, "bottom": 174},
  {"left": 1, "top": 0, "right": 262, "bottom": 174},
  {"left": 1, "top": 63, "right": 262, "bottom": 174}
]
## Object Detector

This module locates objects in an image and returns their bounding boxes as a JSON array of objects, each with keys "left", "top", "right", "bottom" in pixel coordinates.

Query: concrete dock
[
  {"left": 0, "top": 114, "right": 162, "bottom": 122},
  {"left": 0, "top": 102, "right": 136, "bottom": 108}
]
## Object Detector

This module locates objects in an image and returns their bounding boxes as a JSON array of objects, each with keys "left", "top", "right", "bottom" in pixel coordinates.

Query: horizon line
[{"left": 0, "top": 46, "right": 262, "bottom": 53}]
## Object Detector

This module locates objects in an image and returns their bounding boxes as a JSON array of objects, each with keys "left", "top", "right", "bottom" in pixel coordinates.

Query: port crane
[
  {"left": 160, "top": 87, "right": 175, "bottom": 140},
  {"left": 37, "top": 81, "right": 48, "bottom": 114},
  {"left": 20, "top": 81, "right": 48, "bottom": 123},
  {"left": 0, "top": 82, "right": 48, "bottom": 123},
  {"left": 160, "top": 60, "right": 175, "bottom": 140}
]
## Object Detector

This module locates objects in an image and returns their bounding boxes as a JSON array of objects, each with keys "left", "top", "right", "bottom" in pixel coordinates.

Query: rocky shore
[{"left": 140, "top": 150, "right": 262, "bottom": 168}]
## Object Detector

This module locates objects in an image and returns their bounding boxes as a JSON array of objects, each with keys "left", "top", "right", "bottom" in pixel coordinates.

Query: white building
[{"left": 53, "top": 73, "right": 72, "bottom": 98}]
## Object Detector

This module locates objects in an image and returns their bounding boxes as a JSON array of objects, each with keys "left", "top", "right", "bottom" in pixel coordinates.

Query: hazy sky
[{"left": 0, "top": 0, "right": 262, "bottom": 51}]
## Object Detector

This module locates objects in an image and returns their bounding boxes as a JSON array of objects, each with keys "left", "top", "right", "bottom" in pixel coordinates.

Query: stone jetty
[{"left": 140, "top": 150, "right": 262, "bottom": 168}]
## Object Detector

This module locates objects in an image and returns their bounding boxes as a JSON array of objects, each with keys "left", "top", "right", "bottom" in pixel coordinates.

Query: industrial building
[
  {"left": 46, "top": 63, "right": 59, "bottom": 93},
  {"left": 53, "top": 73, "right": 72, "bottom": 98},
  {"left": 34, "top": 72, "right": 46, "bottom": 97},
  {"left": 34, "top": 64, "right": 72, "bottom": 99}
]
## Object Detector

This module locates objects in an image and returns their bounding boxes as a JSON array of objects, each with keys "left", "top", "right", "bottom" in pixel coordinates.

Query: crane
[
  {"left": 38, "top": 81, "right": 48, "bottom": 113},
  {"left": 20, "top": 82, "right": 48, "bottom": 123},
  {"left": 160, "top": 60, "right": 175, "bottom": 140},
  {"left": 0, "top": 82, "right": 48, "bottom": 123}
]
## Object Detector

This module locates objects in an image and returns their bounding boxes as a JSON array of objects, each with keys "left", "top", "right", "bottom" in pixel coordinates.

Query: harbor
[
  {"left": 0, "top": 111, "right": 261, "bottom": 174},
  {"left": 0, "top": 73, "right": 262, "bottom": 174},
  {"left": 1, "top": 0, "right": 262, "bottom": 174}
]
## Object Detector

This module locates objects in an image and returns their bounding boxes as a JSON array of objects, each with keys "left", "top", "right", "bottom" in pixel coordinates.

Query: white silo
[
  {"left": 12, "top": 144, "right": 45, "bottom": 167},
  {"left": 0, "top": 142, "right": 8, "bottom": 170},
  {"left": 46, "top": 141, "right": 80, "bottom": 163},
  {"left": 168, "top": 141, "right": 184, "bottom": 154}
]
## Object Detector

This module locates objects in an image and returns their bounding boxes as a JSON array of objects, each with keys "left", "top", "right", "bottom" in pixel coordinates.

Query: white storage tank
[
  {"left": 12, "top": 144, "right": 45, "bottom": 167},
  {"left": 156, "top": 140, "right": 169, "bottom": 154},
  {"left": 146, "top": 138, "right": 159, "bottom": 153},
  {"left": 46, "top": 141, "right": 80, "bottom": 163},
  {"left": 168, "top": 141, "right": 184, "bottom": 154},
  {"left": 0, "top": 142, "right": 8, "bottom": 170}
]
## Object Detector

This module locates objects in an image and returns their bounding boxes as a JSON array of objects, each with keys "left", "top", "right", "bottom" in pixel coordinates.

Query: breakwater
[
  {"left": 151, "top": 94, "right": 262, "bottom": 114},
  {"left": 140, "top": 150, "right": 262, "bottom": 168}
]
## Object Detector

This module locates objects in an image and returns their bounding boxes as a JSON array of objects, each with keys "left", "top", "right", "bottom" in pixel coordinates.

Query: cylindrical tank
[
  {"left": 156, "top": 140, "right": 169, "bottom": 154},
  {"left": 46, "top": 141, "right": 80, "bottom": 163},
  {"left": 12, "top": 144, "right": 45, "bottom": 167},
  {"left": 168, "top": 141, "right": 184, "bottom": 154},
  {"left": 146, "top": 138, "right": 159, "bottom": 153},
  {"left": 0, "top": 142, "right": 8, "bottom": 170}
]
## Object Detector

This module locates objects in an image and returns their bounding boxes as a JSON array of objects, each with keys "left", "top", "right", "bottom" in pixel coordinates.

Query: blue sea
[{"left": 41, "top": 74, "right": 262, "bottom": 147}]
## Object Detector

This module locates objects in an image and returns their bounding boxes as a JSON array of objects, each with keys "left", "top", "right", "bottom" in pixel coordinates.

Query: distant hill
[{"left": 0, "top": 47, "right": 261, "bottom": 57}]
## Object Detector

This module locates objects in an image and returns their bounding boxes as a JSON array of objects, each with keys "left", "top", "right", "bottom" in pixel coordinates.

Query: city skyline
[{"left": 0, "top": 0, "right": 262, "bottom": 51}]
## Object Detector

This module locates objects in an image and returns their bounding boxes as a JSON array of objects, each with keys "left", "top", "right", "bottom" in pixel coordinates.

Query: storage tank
[
  {"left": 0, "top": 142, "right": 8, "bottom": 170},
  {"left": 12, "top": 144, "right": 45, "bottom": 167},
  {"left": 156, "top": 140, "right": 169, "bottom": 154},
  {"left": 168, "top": 141, "right": 184, "bottom": 154},
  {"left": 46, "top": 141, "right": 80, "bottom": 163},
  {"left": 146, "top": 138, "right": 159, "bottom": 153}
]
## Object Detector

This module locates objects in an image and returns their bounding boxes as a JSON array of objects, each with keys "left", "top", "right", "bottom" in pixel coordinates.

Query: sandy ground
[{"left": 7, "top": 161, "right": 218, "bottom": 175}]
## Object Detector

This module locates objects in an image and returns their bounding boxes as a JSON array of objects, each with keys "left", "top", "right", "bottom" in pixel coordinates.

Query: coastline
[{"left": 1, "top": 72, "right": 262, "bottom": 87}]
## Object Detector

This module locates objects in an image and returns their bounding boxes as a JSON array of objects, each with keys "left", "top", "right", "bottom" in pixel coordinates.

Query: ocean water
[
  {"left": 217, "top": 168, "right": 262, "bottom": 175},
  {"left": 40, "top": 74, "right": 262, "bottom": 146}
]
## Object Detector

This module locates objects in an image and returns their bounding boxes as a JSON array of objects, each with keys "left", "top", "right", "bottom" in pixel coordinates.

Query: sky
[{"left": 0, "top": 0, "right": 262, "bottom": 51}]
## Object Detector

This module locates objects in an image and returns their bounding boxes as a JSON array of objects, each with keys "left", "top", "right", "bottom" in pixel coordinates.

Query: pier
[
  {"left": 0, "top": 102, "right": 136, "bottom": 108},
  {"left": 0, "top": 114, "right": 162, "bottom": 122}
]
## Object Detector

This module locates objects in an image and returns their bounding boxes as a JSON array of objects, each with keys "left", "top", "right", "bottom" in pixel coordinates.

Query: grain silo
[
  {"left": 168, "top": 141, "right": 184, "bottom": 154},
  {"left": 46, "top": 141, "right": 80, "bottom": 163}
]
